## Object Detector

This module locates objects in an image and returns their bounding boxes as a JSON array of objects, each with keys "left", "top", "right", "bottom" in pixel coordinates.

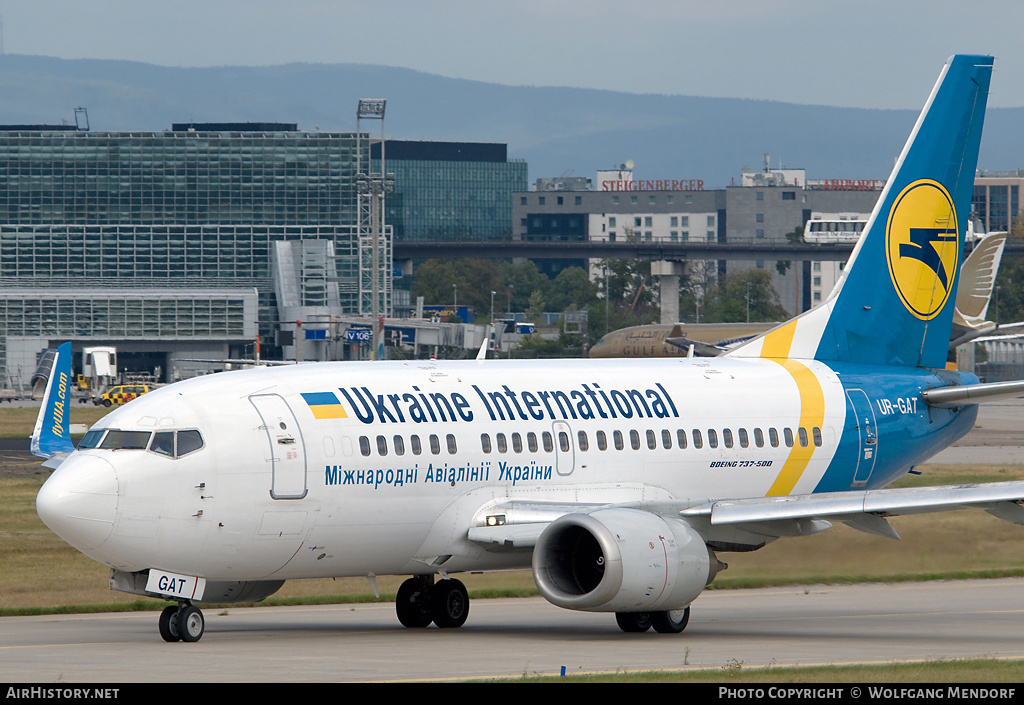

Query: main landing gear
[
  {"left": 395, "top": 575, "right": 470, "bottom": 629},
  {"left": 615, "top": 607, "right": 690, "bottom": 634},
  {"left": 158, "top": 601, "right": 206, "bottom": 643}
]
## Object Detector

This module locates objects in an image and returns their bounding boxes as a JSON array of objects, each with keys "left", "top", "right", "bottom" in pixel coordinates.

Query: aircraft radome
[{"left": 33, "top": 55, "right": 1024, "bottom": 643}]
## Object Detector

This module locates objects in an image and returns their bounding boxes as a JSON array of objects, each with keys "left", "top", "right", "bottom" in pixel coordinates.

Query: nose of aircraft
[{"left": 36, "top": 454, "right": 118, "bottom": 552}]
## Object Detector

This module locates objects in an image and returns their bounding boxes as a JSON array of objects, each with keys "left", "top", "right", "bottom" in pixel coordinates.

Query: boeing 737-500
[{"left": 32, "top": 55, "right": 1024, "bottom": 643}]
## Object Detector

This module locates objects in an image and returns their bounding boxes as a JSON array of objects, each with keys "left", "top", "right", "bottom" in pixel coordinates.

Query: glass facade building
[
  {"left": 372, "top": 141, "right": 527, "bottom": 242},
  {"left": 973, "top": 174, "right": 1023, "bottom": 234},
  {"left": 0, "top": 124, "right": 369, "bottom": 384}
]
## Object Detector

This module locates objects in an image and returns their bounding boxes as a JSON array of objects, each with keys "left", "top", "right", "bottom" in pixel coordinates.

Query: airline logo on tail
[{"left": 886, "top": 179, "right": 959, "bottom": 320}]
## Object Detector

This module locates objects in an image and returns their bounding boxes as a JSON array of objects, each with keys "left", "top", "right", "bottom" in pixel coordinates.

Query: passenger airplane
[
  {"left": 588, "top": 230, "right": 1008, "bottom": 359},
  {"left": 34, "top": 55, "right": 1024, "bottom": 643},
  {"left": 588, "top": 322, "right": 775, "bottom": 358}
]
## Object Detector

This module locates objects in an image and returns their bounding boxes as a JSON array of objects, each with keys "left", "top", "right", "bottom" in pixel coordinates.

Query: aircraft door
[
  {"left": 250, "top": 394, "right": 308, "bottom": 499},
  {"left": 552, "top": 421, "right": 574, "bottom": 476},
  {"left": 846, "top": 389, "right": 878, "bottom": 486}
]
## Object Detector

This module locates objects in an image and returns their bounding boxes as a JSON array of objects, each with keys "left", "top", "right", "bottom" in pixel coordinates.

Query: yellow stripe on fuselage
[
  {"left": 759, "top": 320, "right": 826, "bottom": 496},
  {"left": 759, "top": 320, "right": 797, "bottom": 359},
  {"left": 764, "top": 359, "right": 825, "bottom": 496},
  {"left": 309, "top": 404, "right": 348, "bottom": 419}
]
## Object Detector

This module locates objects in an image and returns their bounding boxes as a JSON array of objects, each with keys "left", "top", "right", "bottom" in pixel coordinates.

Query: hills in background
[{"left": 0, "top": 54, "right": 1022, "bottom": 188}]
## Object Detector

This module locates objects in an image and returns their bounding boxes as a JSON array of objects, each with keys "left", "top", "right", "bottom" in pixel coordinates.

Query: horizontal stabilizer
[{"left": 922, "top": 379, "right": 1024, "bottom": 407}]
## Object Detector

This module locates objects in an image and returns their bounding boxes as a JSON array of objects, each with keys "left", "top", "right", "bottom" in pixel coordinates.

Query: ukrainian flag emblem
[{"left": 301, "top": 392, "right": 348, "bottom": 419}]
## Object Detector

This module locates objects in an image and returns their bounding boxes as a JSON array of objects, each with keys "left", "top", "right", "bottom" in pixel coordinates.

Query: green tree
[
  {"left": 993, "top": 255, "right": 1024, "bottom": 324},
  {"left": 497, "top": 261, "right": 552, "bottom": 314},
  {"left": 702, "top": 269, "right": 788, "bottom": 323},
  {"left": 411, "top": 258, "right": 502, "bottom": 320},
  {"left": 548, "top": 266, "right": 599, "bottom": 312}
]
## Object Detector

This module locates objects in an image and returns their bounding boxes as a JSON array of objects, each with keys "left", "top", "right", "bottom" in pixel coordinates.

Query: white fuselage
[{"left": 36, "top": 355, "right": 969, "bottom": 584}]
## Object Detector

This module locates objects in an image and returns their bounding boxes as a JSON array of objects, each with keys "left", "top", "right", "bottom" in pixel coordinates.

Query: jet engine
[{"left": 532, "top": 508, "right": 720, "bottom": 613}]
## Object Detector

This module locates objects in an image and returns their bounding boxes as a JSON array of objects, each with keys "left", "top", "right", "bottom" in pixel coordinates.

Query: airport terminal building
[
  {"left": 0, "top": 127, "right": 530, "bottom": 387},
  {"left": 0, "top": 123, "right": 370, "bottom": 386},
  {"left": 0, "top": 120, "right": 1016, "bottom": 388}
]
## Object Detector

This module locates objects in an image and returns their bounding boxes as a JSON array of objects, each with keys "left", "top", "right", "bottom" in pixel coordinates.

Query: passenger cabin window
[
  {"left": 707, "top": 429, "right": 718, "bottom": 449},
  {"left": 646, "top": 429, "right": 657, "bottom": 450},
  {"left": 512, "top": 433, "right": 523, "bottom": 453},
  {"left": 430, "top": 434, "right": 441, "bottom": 454},
  {"left": 676, "top": 429, "right": 687, "bottom": 449},
  {"left": 446, "top": 434, "right": 457, "bottom": 454},
  {"left": 629, "top": 430, "right": 640, "bottom": 450},
  {"left": 480, "top": 434, "right": 492, "bottom": 454},
  {"left": 394, "top": 435, "right": 405, "bottom": 456},
  {"left": 597, "top": 430, "right": 607, "bottom": 451},
  {"left": 497, "top": 433, "right": 508, "bottom": 453},
  {"left": 558, "top": 431, "right": 570, "bottom": 452},
  {"left": 577, "top": 430, "right": 589, "bottom": 451},
  {"left": 613, "top": 430, "right": 624, "bottom": 451},
  {"left": 543, "top": 432, "right": 554, "bottom": 452},
  {"left": 411, "top": 435, "right": 422, "bottom": 455},
  {"left": 528, "top": 432, "right": 539, "bottom": 452},
  {"left": 661, "top": 429, "right": 672, "bottom": 450},
  {"left": 359, "top": 436, "right": 371, "bottom": 456}
]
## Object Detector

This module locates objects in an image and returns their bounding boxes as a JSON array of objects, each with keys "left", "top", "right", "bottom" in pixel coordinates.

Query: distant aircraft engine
[{"left": 531, "top": 508, "right": 721, "bottom": 613}]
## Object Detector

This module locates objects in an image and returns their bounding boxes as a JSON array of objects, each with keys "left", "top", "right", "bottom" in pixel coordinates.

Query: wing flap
[{"left": 681, "top": 481, "right": 1024, "bottom": 535}]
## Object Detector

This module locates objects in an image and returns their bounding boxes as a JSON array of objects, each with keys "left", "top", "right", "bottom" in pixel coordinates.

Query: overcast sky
[{"left": 3, "top": 0, "right": 1023, "bottom": 109}]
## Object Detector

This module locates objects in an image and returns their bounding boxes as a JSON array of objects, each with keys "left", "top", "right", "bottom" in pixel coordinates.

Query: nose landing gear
[{"left": 158, "top": 602, "right": 206, "bottom": 642}]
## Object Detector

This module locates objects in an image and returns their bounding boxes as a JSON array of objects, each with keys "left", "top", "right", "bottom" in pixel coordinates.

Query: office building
[{"left": 0, "top": 123, "right": 369, "bottom": 384}]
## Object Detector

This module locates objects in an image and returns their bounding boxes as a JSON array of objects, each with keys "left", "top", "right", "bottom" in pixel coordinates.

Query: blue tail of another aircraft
[
  {"left": 730, "top": 55, "right": 993, "bottom": 369},
  {"left": 30, "top": 341, "right": 76, "bottom": 458}
]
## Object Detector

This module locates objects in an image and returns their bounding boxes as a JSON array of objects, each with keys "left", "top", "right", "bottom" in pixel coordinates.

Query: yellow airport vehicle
[{"left": 96, "top": 384, "right": 151, "bottom": 407}]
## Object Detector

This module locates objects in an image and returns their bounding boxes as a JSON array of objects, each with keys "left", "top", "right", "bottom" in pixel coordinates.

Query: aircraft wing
[
  {"left": 467, "top": 479, "right": 1024, "bottom": 550},
  {"left": 680, "top": 481, "right": 1024, "bottom": 540}
]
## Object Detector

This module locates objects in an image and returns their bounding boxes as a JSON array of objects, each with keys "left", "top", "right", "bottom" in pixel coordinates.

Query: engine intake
[{"left": 532, "top": 508, "right": 719, "bottom": 613}]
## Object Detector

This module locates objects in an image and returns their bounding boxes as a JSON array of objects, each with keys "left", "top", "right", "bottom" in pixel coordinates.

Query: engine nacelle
[{"left": 532, "top": 508, "right": 717, "bottom": 613}]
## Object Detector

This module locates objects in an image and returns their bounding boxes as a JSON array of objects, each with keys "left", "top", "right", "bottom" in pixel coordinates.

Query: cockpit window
[
  {"left": 78, "top": 429, "right": 106, "bottom": 449},
  {"left": 100, "top": 430, "right": 152, "bottom": 450},
  {"left": 150, "top": 431, "right": 175, "bottom": 457},
  {"left": 79, "top": 428, "right": 204, "bottom": 458},
  {"left": 176, "top": 430, "right": 204, "bottom": 457}
]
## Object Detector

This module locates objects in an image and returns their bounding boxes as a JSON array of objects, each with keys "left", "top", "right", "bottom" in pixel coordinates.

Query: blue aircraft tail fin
[
  {"left": 729, "top": 55, "right": 993, "bottom": 368},
  {"left": 30, "top": 342, "right": 76, "bottom": 458}
]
